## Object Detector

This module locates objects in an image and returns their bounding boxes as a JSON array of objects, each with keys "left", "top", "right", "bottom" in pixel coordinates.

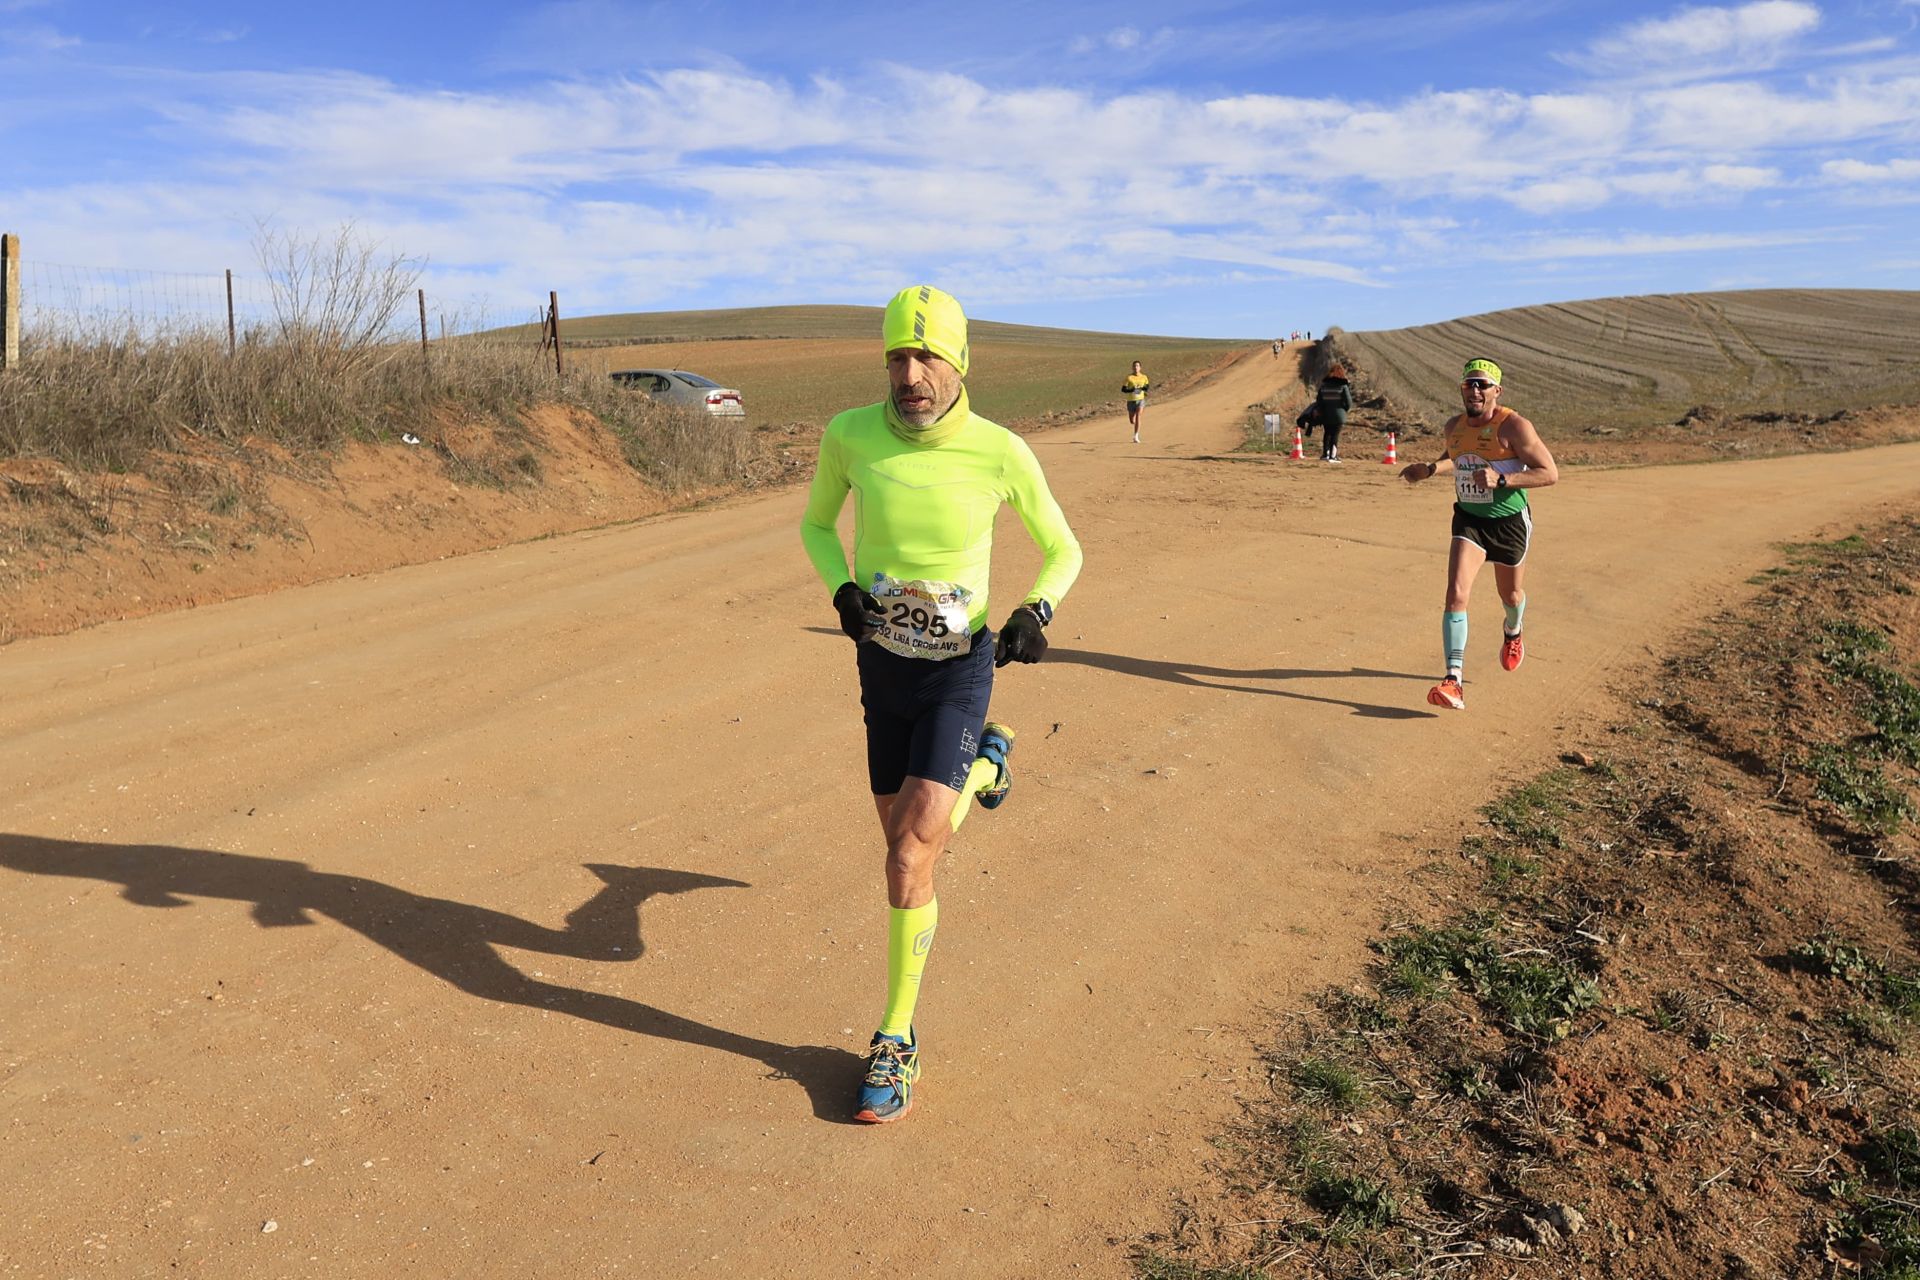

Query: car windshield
[{"left": 671, "top": 372, "right": 722, "bottom": 389}]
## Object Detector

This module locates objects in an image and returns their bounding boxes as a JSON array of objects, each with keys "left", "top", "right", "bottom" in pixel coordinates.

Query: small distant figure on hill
[
  {"left": 1399, "top": 357, "right": 1559, "bottom": 712},
  {"left": 1306, "top": 330, "right": 1313, "bottom": 341},
  {"left": 1309, "top": 364, "right": 1353, "bottom": 462},
  {"left": 1122, "top": 360, "right": 1151, "bottom": 444},
  {"left": 1272, "top": 339, "right": 1282, "bottom": 358}
]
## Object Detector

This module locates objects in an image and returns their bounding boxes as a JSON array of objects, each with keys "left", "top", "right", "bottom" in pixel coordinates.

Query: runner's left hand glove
[
  {"left": 994, "top": 605, "right": 1049, "bottom": 667},
  {"left": 834, "top": 582, "right": 885, "bottom": 643}
]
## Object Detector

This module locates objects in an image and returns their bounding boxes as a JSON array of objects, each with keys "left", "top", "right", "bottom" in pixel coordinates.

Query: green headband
[
  {"left": 1462, "top": 358, "right": 1503, "bottom": 385},
  {"left": 882, "top": 285, "right": 970, "bottom": 378}
]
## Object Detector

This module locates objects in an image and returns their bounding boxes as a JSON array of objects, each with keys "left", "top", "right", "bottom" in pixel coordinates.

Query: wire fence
[
  {"left": 21, "top": 260, "right": 275, "bottom": 339},
  {"left": 4, "top": 244, "right": 542, "bottom": 349}
]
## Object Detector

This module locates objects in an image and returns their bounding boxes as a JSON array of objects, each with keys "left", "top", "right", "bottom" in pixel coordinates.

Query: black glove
[
  {"left": 833, "top": 582, "right": 884, "bottom": 643},
  {"left": 994, "top": 605, "right": 1049, "bottom": 667}
]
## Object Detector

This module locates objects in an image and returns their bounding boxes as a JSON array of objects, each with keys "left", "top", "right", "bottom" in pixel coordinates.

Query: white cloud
[
  {"left": 1507, "top": 177, "right": 1614, "bottom": 213},
  {"left": 2, "top": 22, "right": 79, "bottom": 51},
  {"left": 1702, "top": 163, "right": 1780, "bottom": 188},
  {"left": 1822, "top": 157, "right": 1920, "bottom": 181},
  {"left": 15, "top": 41, "right": 1920, "bottom": 316},
  {"left": 1575, "top": 1, "right": 1820, "bottom": 76},
  {"left": 1641, "top": 76, "right": 1920, "bottom": 149},
  {"left": 1504, "top": 229, "right": 1832, "bottom": 260},
  {"left": 1069, "top": 24, "right": 1170, "bottom": 57}
]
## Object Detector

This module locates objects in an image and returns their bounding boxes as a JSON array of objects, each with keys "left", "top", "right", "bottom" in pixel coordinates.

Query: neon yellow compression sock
[
  {"left": 948, "top": 754, "right": 1000, "bottom": 833},
  {"left": 879, "top": 898, "right": 938, "bottom": 1040}
]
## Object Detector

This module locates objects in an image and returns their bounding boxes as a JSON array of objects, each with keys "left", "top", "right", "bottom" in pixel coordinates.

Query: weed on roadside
[{"left": 1287, "top": 1058, "right": 1367, "bottom": 1113}]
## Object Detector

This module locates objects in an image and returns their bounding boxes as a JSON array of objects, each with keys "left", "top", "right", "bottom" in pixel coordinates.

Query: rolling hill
[{"left": 1319, "top": 289, "right": 1920, "bottom": 432}]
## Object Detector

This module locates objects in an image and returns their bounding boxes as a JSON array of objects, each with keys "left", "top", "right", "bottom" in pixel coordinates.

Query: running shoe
[
  {"left": 1500, "top": 631, "right": 1524, "bottom": 672},
  {"left": 854, "top": 1030, "right": 920, "bottom": 1123},
  {"left": 1427, "top": 675, "right": 1466, "bottom": 710},
  {"left": 976, "top": 721, "right": 1016, "bottom": 810}
]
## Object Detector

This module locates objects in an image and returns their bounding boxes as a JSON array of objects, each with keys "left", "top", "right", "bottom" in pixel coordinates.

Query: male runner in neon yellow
[
  {"left": 1399, "top": 357, "right": 1558, "bottom": 710},
  {"left": 800, "top": 285, "right": 1082, "bottom": 1123},
  {"left": 1122, "top": 361, "right": 1150, "bottom": 443}
]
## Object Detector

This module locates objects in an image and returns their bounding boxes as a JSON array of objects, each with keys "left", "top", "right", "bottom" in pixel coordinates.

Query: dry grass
[
  {"left": 1331, "top": 289, "right": 1920, "bottom": 433},
  {"left": 0, "top": 328, "right": 751, "bottom": 493}
]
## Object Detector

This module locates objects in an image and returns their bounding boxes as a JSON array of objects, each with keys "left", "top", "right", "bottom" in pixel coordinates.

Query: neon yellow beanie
[
  {"left": 883, "top": 285, "right": 970, "bottom": 378},
  {"left": 1463, "top": 358, "right": 1503, "bottom": 385}
]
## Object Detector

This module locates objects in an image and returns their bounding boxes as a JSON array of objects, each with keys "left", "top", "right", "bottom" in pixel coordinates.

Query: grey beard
[{"left": 893, "top": 388, "right": 954, "bottom": 427}]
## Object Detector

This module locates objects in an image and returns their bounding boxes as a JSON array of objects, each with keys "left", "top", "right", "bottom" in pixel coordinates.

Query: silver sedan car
[{"left": 609, "top": 368, "right": 745, "bottom": 417}]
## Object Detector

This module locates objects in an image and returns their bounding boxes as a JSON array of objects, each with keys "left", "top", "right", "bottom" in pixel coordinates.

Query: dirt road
[{"left": 4, "top": 352, "right": 1918, "bottom": 1278}]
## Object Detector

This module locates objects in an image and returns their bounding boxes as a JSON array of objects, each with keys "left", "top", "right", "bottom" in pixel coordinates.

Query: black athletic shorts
[
  {"left": 1451, "top": 504, "right": 1533, "bottom": 567},
  {"left": 856, "top": 627, "right": 994, "bottom": 795}
]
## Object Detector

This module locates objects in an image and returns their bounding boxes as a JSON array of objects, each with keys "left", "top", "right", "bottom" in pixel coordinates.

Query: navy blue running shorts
[{"left": 856, "top": 627, "right": 995, "bottom": 795}]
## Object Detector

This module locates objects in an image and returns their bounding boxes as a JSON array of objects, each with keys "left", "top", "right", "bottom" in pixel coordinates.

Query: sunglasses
[{"left": 1461, "top": 379, "right": 1496, "bottom": 389}]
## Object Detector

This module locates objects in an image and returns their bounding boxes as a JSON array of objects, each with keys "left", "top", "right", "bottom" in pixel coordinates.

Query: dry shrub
[
  {"left": 0, "top": 328, "right": 754, "bottom": 493},
  {"left": 1, "top": 223, "right": 755, "bottom": 493}
]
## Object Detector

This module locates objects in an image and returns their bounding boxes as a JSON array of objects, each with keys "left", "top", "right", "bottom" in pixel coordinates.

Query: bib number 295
[
  {"left": 890, "top": 601, "right": 951, "bottom": 638},
  {"left": 870, "top": 575, "right": 972, "bottom": 661}
]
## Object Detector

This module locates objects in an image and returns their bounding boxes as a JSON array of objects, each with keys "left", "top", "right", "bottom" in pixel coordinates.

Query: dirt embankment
[{"left": 0, "top": 407, "right": 711, "bottom": 645}]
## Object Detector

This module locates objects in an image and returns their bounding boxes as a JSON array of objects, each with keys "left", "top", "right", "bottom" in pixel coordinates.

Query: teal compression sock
[
  {"left": 1443, "top": 611, "right": 1468, "bottom": 676},
  {"left": 1503, "top": 595, "right": 1526, "bottom": 637}
]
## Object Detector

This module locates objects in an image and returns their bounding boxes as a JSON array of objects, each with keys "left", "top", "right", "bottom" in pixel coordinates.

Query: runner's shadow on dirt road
[
  {"left": 1047, "top": 648, "right": 1436, "bottom": 720},
  {"left": 0, "top": 833, "right": 863, "bottom": 1123}
]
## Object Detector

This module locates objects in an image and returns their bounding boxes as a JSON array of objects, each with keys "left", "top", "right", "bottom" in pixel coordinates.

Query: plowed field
[{"left": 1334, "top": 288, "right": 1920, "bottom": 429}]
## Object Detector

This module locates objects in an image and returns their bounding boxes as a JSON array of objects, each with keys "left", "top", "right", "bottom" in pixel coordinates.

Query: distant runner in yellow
[
  {"left": 1122, "top": 360, "right": 1151, "bottom": 443},
  {"left": 800, "top": 285, "right": 1083, "bottom": 1123},
  {"left": 1399, "top": 358, "right": 1558, "bottom": 711}
]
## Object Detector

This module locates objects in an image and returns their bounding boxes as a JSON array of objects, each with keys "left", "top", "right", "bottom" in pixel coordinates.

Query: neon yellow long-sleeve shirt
[{"left": 800, "top": 401, "right": 1082, "bottom": 632}]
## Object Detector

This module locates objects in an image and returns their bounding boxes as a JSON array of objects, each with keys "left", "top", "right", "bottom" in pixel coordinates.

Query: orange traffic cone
[
  {"left": 1381, "top": 431, "right": 1399, "bottom": 465},
  {"left": 1287, "top": 425, "right": 1306, "bottom": 461}
]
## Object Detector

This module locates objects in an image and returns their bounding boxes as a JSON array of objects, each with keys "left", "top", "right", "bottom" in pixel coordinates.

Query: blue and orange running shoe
[
  {"left": 855, "top": 1030, "right": 920, "bottom": 1124},
  {"left": 976, "top": 722, "right": 1016, "bottom": 810}
]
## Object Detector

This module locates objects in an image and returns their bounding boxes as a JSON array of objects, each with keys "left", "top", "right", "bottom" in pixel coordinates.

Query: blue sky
[{"left": 6, "top": 0, "right": 1920, "bottom": 336}]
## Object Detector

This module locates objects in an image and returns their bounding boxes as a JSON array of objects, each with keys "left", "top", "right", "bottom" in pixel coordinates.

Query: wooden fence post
[
  {"left": 225, "top": 268, "right": 236, "bottom": 357},
  {"left": 1, "top": 233, "right": 19, "bottom": 372},
  {"left": 549, "top": 290, "right": 563, "bottom": 376},
  {"left": 418, "top": 288, "right": 428, "bottom": 367}
]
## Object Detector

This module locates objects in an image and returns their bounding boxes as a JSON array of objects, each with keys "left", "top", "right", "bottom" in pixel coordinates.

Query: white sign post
[{"left": 1263, "top": 413, "right": 1279, "bottom": 442}]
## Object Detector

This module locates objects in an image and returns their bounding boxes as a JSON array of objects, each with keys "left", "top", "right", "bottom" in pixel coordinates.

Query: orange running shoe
[
  {"left": 1500, "top": 632, "right": 1524, "bottom": 672},
  {"left": 1427, "top": 676, "right": 1465, "bottom": 710}
]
